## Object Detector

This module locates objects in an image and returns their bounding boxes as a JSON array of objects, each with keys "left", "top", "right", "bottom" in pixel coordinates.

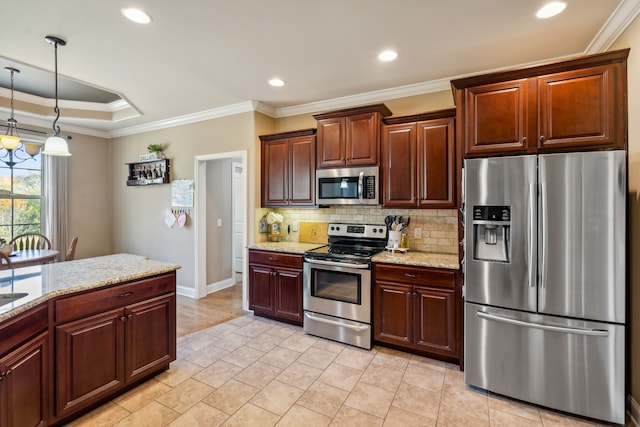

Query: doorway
[{"left": 194, "top": 151, "right": 248, "bottom": 310}]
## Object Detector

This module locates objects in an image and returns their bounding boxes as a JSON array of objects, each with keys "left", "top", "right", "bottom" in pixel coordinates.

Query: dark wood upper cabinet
[
  {"left": 314, "top": 104, "right": 392, "bottom": 168},
  {"left": 260, "top": 129, "right": 316, "bottom": 207},
  {"left": 382, "top": 109, "right": 457, "bottom": 208},
  {"left": 452, "top": 49, "right": 628, "bottom": 157}
]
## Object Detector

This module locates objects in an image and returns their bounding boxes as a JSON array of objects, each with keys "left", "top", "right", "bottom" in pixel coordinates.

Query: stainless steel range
[{"left": 303, "top": 223, "right": 387, "bottom": 349}]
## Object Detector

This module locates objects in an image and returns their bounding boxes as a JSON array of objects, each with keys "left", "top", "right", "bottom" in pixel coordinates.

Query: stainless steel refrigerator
[{"left": 464, "top": 150, "right": 626, "bottom": 424}]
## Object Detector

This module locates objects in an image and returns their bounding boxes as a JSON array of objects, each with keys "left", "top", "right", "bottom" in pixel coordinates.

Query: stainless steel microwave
[{"left": 316, "top": 166, "right": 379, "bottom": 205}]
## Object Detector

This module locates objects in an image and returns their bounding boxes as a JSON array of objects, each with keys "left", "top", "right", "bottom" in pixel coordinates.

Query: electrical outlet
[
  {"left": 292, "top": 222, "right": 298, "bottom": 232},
  {"left": 414, "top": 228, "right": 422, "bottom": 239},
  {"left": 217, "top": 218, "right": 222, "bottom": 227}
]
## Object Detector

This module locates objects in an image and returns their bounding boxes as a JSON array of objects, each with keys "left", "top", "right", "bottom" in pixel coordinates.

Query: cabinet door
[
  {"left": 55, "top": 308, "right": 124, "bottom": 417},
  {"left": 124, "top": 293, "right": 176, "bottom": 383},
  {"left": 248, "top": 264, "right": 274, "bottom": 315},
  {"left": 346, "top": 112, "right": 379, "bottom": 166},
  {"left": 382, "top": 123, "right": 417, "bottom": 207},
  {"left": 538, "top": 63, "right": 624, "bottom": 150},
  {"left": 373, "top": 281, "right": 413, "bottom": 346},
  {"left": 274, "top": 268, "right": 303, "bottom": 324},
  {"left": 262, "top": 138, "right": 289, "bottom": 206},
  {"left": 463, "top": 79, "right": 535, "bottom": 156},
  {"left": 413, "top": 287, "right": 456, "bottom": 357},
  {"left": 0, "top": 332, "right": 48, "bottom": 427},
  {"left": 289, "top": 135, "right": 316, "bottom": 206},
  {"left": 417, "top": 117, "right": 456, "bottom": 207},
  {"left": 317, "top": 117, "right": 346, "bottom": 168}
]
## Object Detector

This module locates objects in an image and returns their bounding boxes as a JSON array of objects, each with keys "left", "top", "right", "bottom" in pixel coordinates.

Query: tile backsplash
[{"left": 256, "top": 206, "right": 460, "bottom": 255}]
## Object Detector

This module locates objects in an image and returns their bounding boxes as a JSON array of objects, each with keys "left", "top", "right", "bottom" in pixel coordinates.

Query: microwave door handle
[{"left": 358, "top": 171, "right": 364, "bottom": 202}]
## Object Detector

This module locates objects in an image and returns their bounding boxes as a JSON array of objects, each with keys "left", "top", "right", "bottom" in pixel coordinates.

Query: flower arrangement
[{"left": 265, "top": 212, "right": 283, "bottom": 224}]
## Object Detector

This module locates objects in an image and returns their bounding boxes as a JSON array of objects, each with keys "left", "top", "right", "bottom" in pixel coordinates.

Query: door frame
[{"left": 194, "top": 150, "right": 248, "bottom": 304}]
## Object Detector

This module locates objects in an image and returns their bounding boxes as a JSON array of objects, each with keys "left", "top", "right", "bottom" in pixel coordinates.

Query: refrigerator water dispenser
[{"left": 472, "top": 205, "right": 510, "bottom": 263}]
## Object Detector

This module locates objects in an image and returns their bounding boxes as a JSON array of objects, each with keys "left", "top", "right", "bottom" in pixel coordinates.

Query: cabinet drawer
[
  {"left": 55, "top": 273, "right": 175, "bottom": 324},
  {"left": 249, "top": 250, "right": 303, "bottom": 269},
  {"left": 374, "top": 264, "right": 456, "bottom": 289},
  {"left": 0, "top": 304, "right": 48, "bottom": 355}
]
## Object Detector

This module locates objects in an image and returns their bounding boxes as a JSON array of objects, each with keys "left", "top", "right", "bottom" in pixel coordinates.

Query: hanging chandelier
[
  {"left": 42, "top": 35, "right": 71, "bottom": 157},
  {"left": 0, "top": 67, "right": 42, "bottom": 168}
]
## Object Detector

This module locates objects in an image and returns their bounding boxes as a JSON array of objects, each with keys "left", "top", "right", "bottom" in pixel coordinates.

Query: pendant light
[
  {"left": 1, "top": 67, "right": 22, "bottom": 149},
  {"left": 43, "top": 35, "right": 71, "bottom": 156}
]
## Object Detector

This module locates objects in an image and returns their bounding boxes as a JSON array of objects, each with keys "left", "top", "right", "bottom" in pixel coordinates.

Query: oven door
[{"left": 303, "top": 258, "right": 371, "bottom": 324}]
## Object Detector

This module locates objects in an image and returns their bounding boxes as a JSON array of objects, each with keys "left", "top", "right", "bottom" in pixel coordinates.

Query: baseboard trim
[
  {"left": 628, "top": 394, "right": 640, "bottom": 427},
  {"left": 176, "top": 285, "right": 197, "bottom": 298},
  {"left": 206, "top": 277, "right": 235, "bottom": 294}
]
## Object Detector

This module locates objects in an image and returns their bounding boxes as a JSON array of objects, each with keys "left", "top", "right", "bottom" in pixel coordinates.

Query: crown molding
[
  {"left": 109, "top": 100, "right": 257, "bottom": 138},
  {"left": 272, "top": 78, "right": 452, "bottom": 118},
  {"left": 586, "top": 0, "right": 640, "bottom": 53}
]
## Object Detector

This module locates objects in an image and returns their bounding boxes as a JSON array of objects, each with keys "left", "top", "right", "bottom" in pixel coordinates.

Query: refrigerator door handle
[
  {"left": 540, "top": 182, "right": 548, "bottom": 289},
  {"left": 528, "top": 183, "right": 536, "bottom": 288},
  {"left": 476, "top": 311, "right": 609, "bottom": 337}
]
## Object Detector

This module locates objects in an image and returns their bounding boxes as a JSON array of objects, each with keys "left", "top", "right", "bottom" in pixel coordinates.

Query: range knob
[
  {"left": 335, "top": 226, "right": 340, "bottom": 231},
  {"left": 379, "top": 228, "right": 385, "bottom": 234}
]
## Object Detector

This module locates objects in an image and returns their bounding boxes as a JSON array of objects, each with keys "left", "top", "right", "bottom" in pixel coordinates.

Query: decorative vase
[
  {"left": 0, "top": 243, "right": 13, "bottom": 255},
  {"left": 268, "top": 221, "right": 283, "bottom": 242}
]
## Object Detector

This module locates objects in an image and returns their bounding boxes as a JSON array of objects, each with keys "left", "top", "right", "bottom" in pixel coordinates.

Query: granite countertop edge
[
  {"left": 249, "top": 242, "right": 460, "bottom": 270},
  {"left": 0, "top": 253, "right": 181, "bottom": 323}
]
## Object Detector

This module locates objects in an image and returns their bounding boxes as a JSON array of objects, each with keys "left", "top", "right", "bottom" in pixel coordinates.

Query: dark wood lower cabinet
[
  {"left": 373, "top": 263, "right": 461, "bottom": 363},
  {"left": 52, "top": 272, "right": 176, "bottom": 424},
  {"left": 0, "top": 331, "right": 49, "bottom": 427},
  {"left": 249, "top": 250, "right": 303, "bottom": 326}
]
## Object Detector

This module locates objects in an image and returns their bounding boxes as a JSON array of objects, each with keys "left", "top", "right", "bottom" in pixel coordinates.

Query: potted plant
[{"left": 139, "top": 144, "right": 165, "bottom": 161}]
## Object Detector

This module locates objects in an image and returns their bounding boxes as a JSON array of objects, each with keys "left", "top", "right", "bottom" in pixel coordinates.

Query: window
[{"left": 0, "top": 150, "right": 43, "bottom": 243}]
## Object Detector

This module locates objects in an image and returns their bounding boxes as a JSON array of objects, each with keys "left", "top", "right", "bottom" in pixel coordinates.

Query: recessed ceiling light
[
  {"left": 378, "top": 50, "right": 398, "bottom": 62},
  {"left": 121, "top": 8, "right": 152, "bottom": 24},
  {"left": 269, "top": 78, "right": 285, "bottom": 87},
  {"left": 536, "top": 2, "right": 566, "bottom": 19}
]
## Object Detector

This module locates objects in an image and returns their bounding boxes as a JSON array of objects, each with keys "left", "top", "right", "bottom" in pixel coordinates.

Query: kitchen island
[{"left": 0, "top": 253, "right": 180, "bottom": 427}]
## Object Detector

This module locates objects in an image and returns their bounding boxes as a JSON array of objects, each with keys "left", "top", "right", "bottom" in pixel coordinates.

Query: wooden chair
[
  {"left": 0, "top": 252, "right": 13, "bottom": 269},
  {"left": 9, "top": 233, "right": 52, "bottom": 251},
  {"left": 65, "top": 236, "right": 78, "bottom": 261}
]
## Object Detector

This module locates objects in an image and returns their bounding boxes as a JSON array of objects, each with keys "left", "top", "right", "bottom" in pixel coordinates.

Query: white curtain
[{"left": 43, "top": 155, "right": 68, "bottom": 261}]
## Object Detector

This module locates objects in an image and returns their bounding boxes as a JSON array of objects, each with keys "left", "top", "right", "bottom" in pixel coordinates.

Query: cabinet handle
[
  {"left": 120, "top": 316, "right": 127, "bottom": 322},
  {"left": 522, "top": 137, "right": 527, "bottom": 143},
  {"left": 268, "top": 257, "right": 277, "bottom": 261},
  {"left": 127, "top": 313, "right": 133, "bottom": 319},
  {"left": 404, "top": 273, "right": 417, "bottom": 278},
  {"left": 117, "top": 291, "right": 134, "bottom": 298},
  {"left": 539, "top": 135, "right": 545, "bottom": 142},
  {"left": 413, "top": 292, "right": 417, "bottom": 298},
  {"left": 5, "top": 369, "right": 11, "bottom": 376},
  {"left": 0, "top": 374, "right": 4, "bottom": 382}
]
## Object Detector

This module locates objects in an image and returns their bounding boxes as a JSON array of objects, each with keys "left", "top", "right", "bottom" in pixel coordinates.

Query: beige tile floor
[{"left": 67, "top": 313, "right": 624, "bottom": 427}]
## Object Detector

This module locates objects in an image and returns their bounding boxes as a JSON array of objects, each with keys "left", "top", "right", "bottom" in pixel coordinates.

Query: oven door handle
[
  {"left": 304, "top": 258, "right": 369, "bottom": 269},
  {"left": 304, "top": 312, "right": 369, "bottom": 332}
]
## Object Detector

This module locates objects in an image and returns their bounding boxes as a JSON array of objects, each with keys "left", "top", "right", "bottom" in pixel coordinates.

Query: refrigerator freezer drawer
[{"left": 464, "top": 303, "right": 625, "bottom": 424}]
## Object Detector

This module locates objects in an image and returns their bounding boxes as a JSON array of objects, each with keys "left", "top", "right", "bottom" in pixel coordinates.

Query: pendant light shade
[
  {"left": 43, "top": 35, "right": 71, "bottom": 157},
  {"left": 42, "top": 135, "right": 71, "bottom": 156}
]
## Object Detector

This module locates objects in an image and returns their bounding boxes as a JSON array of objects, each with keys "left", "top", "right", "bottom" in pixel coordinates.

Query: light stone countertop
[
  {"left": 249, "top": 241, "right": 459, "bottom": 270},
  {"left": 374, "top": 250, "right": 460, "bottom": 270},
  {"left": 249, "top": 241, "right": 327, "bottom": 255},
  {"left": 0, "top": 253, "right": 181, "bottom": 322}
]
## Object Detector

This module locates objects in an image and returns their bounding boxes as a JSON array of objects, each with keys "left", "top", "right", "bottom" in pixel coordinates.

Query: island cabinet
[
  {"left": 260, "top": 129, "right": 316, "bottom": 207},
  {"left": 248, "top": 250, "right": 303, "bottom": 325},
  {"left": 382, "top": 109, "right": 457, "bottom": 208},
  {"left": 53, "top": 273, "right": 176, "bottom": 422},
  {"left": 0, "top": 305, "right": 49, "bottom": 427},
  {"left": 451, "top": 48, "right": 629, "bottom": 157},
  {"left": 313, "top": 104, "right": 392, "bottom": 168},
  {"left": 373, "top": 263, "right": 461, "bottom": 362}
]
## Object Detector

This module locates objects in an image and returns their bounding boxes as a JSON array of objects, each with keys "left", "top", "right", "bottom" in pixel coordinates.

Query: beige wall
[
  {"left": 109, "top": 112, "right": 256, "bottom": 291},
  {"left": 67, "top": 132, "right": 113, "bottom": 259},
  {"left": 611, "top": 14, "right": 640, "bottom": 408}
]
